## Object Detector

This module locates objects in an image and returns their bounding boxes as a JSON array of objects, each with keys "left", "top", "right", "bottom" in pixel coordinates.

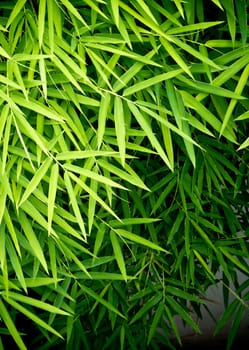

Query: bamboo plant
[{"left": 0, "top": 1, "right": 248, "bottom": 349}]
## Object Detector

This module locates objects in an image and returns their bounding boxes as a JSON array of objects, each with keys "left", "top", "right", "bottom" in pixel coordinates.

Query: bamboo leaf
[
  {"left": 39, "top": 57, "right": 47, "bottom": 99},
  {"left": 123, "top": 69, "right": 183, "bottom": 97},
  {"left": 219, "top": 247, "right": 249, "bottom": 275},
  {"left": 115, "top": 229, "right": 168, "bottom": 252},
  {"left": 168, "top": 34, "right": 221, "bottom": 70},
  {"left": 166, "top": 296, "right": 200, "bottom": 333},
  {"left": 48, "top": 162, "right": 59, "bottom": 235},
  {"left": 160, "top": 37, "right": 193, "bottom": 78},
  {"left": 177, "top": 75, "right": 246, "bottom": 99},
  {"left": 19, "top": 158, "right": 52, "bottom": 207},
  {"left": 88, "top": 174, "right": 98, "bottom": 234},
  {"left": 20, "top": 200, "right": 57, "bottom": 237},
  {"left": 3, "top": 297, "right": 65, "bottom": 339},
  {"left": 59, "top": 0, "right": 89, "bottom": 27},
  {"left": 220, "top": 63, "right": 249, "bottom": 136},
  {"left": 110, "top": 218, "right": 160, "bottom": 227},
  {"left": 80, "top": 284, "right": 125, "bottom": 318},
  {"left": 5, "top": 291, "right": 70, "bottom": 315},
  {"left": 238, "top": 137, "right": 249, "bottom": 151},
  {"left": 130, "top": 294, "right": 161, "bottom": 325},
  {"left": 114, "top": 96, "right": 126, "bottom": 166},
  {"left": 38, "top": 0, "right": 46, "bottom": 47},
  {"left": 190, "top": 219, "right": 217, "bottom": 252},
  {"left": 19, "top": 210, "right": 48, "bottom": 273},
  {"left": 235, "top": 0, "right": 248, "bottom": 45},
  {"left": 64, "top": 172, "right": 87, "bottom": 241},
  {"left": 147, "top": 303, "right": 164, "bottom": 345},
  {"left": 85, "top": 43, "right": 162, "bottom": 67},
  {"left": 98, "top": 92, "right": 111, "bottom": 149},
  {"left": 68, "top": 171, "right": 121, "bottom": 222},
  {"left": 56, "top": 150, "right": 118, "bottom": 160},
  {"left": 127, "top": 101, "right": 173, "bottom": 170},
  {"left": 193, "top": 250, "right": 216, "bottom": 281},
  {"left": 13, "top": 109, "right": 50, "bottom": 155},
  {"left": 166, "top": 21, "right": 223, "bottom": 35},
  {"left": 6, "top": 0, "right": 27, "bottom": 28},
  {"left": 4, "top": 209, "right": 21, "bottom": 257},
  {"left": 110, "top": 231, "right": 127, "bottom": 281},
  {"left": 64, "top": 164, "right": 127, "bottom": 190},
  {"left": 111, "top": 0, "right": 120, "bottom": 27},
  {"left": 0, "top": 299, "right": 27, "bottom": 350},
  {"left": 6, "top": 237, "right": 27, "bottom": 292},
  {"left": 97, "top": 158, "right": 150, "bottom": 191}
]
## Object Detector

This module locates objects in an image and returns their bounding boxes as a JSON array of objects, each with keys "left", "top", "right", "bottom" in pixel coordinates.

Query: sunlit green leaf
[{"left": 110, "top": 231, "right": 127, "bottom": 281}]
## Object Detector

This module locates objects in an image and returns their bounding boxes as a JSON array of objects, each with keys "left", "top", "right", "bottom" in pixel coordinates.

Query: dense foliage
[{"left": 0, "top": 0, "right": 249, "bottom": 349}]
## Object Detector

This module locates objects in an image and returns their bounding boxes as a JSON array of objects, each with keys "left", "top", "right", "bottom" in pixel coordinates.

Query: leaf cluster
[{"left": 0, "top": 1, "right": 249, "bottom": 349}]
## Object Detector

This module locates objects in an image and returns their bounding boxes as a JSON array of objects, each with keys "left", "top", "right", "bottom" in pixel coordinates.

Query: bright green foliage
[{"left": 0, "top": 1, "right": 248, "bottom": 349}]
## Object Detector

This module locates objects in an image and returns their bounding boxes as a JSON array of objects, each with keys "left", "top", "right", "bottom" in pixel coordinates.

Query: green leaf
[
  {"left": 6, "top": 237, "right": 27, "bottom": 292},
  {"left": 57, "top": 240, "right": 91, "bottom": 278},
  {"left": 110, "top": 0, "right": 119, "bottom": 25},
  {"left": 88, "top": 174, "right": 98, "bottom": 234},
  {"left": 193, "top": 250, "right": 216, "bottom": 281},
  {"left": 56, "top": 150, "right": 118, "bottom": 160},
  {"left": 110, "top": 217, "right": 160, "bottom": 227},
  {"left": 147, "top": 303, "right": 164, "bottom": 344},
  {"left": 97, "top": 92, "right": 111, "bottom": 149},
  {"left": 220, "top": 63, "right": 249, "bottom": 136},
  {"left": 19, "top": 210, "right": 48, "bottom": 273},
  {"left": 160, "top": 37, "right": 193, "bottom": 78},
  {"left": 166, "top": 286, "right": 202, "bottom": 303},
  {"left": 13, "top": 109, "right": 50, "bottom": 156},
  {"left": 219, "top": 247, "right": 249, "bottom": 275},
  {"left": 115, "top": 229, "right": 168, "bottom": 252},
  {"left": 68, "top": 171, "right": 121, "bottom": 222},
  {"left": 130, "top": 294, "right": 161, "bottom": 325},
  {"left": 110, "top": 231, "right": 127, "bottom": 281},
  {"left": 12, "top": 94, "right": 64, "bottom": 122},
  {"left": 3, "top": 297, "right": 65, "bottom": 339},
  {"left": 127, "top": 101, "right": 173, "bottom": 170},
  {"left": 167, "top": 21, "right": 223, "bottom": 35},
  {"left": 48, "top": 162, "right": 59, "bottom": 235},
  {"left": 80, "top": 284, "right": 125, "bottom": 319},
  {"left": 114, "top": 96, "right": 126, "bottom": 166},
  {"left": 177, "top": 75, "right": 245, "bottom": 99},
  {"left": 123, "top": 69, "right": 183, "bottom": 97},
  {"left": 19, "top": 157, "right": 52, "bottom": 207},
  {"left": 235, "top": 0, "right": 248, "bottom": 45},
  {"left": 0, "top": 299, "right": 27, "bottom": 350},
  {"left": 164, "top": 305, "right": 182, "bottom": 346},
  {"left": 214, "top": 298, "right": 238, "bottom": 335},
  {"left": 113, "top": 48, "right": 158, "bottom": 92},
  {"left": 166, "top": 296, "right": 200, "bottom": 333},
  {"left": 6, "top": 0, "right": 27, "bottom": 28},
  {"left": 38, "top": 0, "right": 46, "bottom": 47},
  {"left": 4, "top": 291, "right": 70, "bottom": 315},
  {"left": 180, "top": 91, "right": 236, "bottom": 142},
  {"left": 85, "top": 43, "right": 162, "bottom": 67},
  {"left": 97, "top": 159, "right": 150, "bottom": 191},
  {"left": 227, "top": 304, "right": 245, "bottom": 350},
  {"left": 20, "top": 200, "right": 57, "bottom": 237},
  {"left": 64, "top": 163, "right": 127, "bottom": 190},
  {"left": 166, "top": 80, "right": 196, "bottom": 166},
  {"left": 4, "top": 209, "right": 21, "bottom": 257},
  {"left": 168, "top": 34, "right": 221, "bottom": 70},
  {"left": 238, "top": 137, "right": 249, "bottom": 151},
  {"left": 191, "top": 219, "right": 217, "bottom": 252},
  {"left": 64, "top": 172, "right": 87, "bottom": 241},
  {"left": 59, "top": 0, "right": 89, "bottom": 27}
]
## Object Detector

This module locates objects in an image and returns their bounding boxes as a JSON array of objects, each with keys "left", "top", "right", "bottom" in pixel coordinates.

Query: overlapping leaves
[{"left": 0, "top": 1, "right": 248, "bottom": 349}]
